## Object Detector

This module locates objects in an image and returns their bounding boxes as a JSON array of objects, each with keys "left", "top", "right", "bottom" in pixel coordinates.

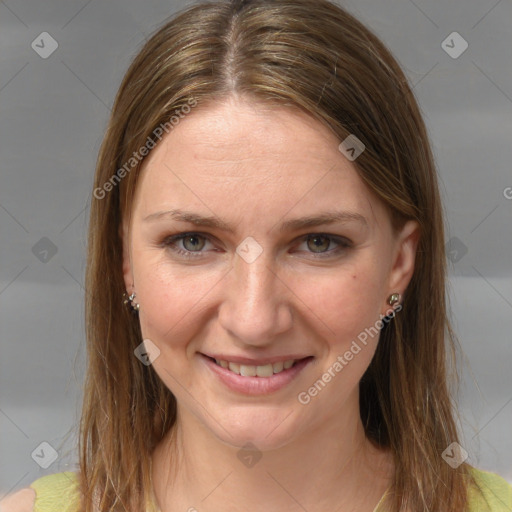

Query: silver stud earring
[
  {"left": 123, "top": 291, "right": 140, "bottom": 312},
  {"left": 387, "top": 292, "right": 401, "bottom": 306}
]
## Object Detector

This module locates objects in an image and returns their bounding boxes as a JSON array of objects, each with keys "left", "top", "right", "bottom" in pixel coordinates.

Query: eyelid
[
  {"left": 161, "top": 231, "right": 352, "bottom": 258},
  {"left": 294, "top": 234, "right": 352, "bottom": 257},
  {"left": 161, "top": 232, "right": 215, "bottom": 255}
]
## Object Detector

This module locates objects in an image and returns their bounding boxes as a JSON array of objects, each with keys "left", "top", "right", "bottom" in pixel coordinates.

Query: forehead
[{"left": 132, "top": 97, "right": 384, "bottom": 227}]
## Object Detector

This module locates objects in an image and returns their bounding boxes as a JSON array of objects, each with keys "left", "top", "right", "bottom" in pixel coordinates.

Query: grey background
[{"left": 1, "top": 0, "right": 511, "bottom": 497}]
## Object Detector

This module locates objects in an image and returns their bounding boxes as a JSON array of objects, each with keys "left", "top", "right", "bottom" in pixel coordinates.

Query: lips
[
  {"left": 202, "top": 353, "right": 312, "bottom": 373},
  {"left": 200, "top": 354, "right": 314, "bottom": 395}
]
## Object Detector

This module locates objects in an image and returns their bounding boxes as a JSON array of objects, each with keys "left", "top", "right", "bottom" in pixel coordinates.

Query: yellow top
[{"left": 27, "top": 466, "right": 512, "bottom": 511}]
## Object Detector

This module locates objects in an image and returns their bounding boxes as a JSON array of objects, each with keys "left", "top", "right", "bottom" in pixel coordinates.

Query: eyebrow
[{"left": 143, "top": 208, "right": 368, "bottom": 233}]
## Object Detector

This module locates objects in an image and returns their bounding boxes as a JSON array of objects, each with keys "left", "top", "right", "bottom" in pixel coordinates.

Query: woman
[{"left": 3, "top": 0, "right": 511, "bottom": 510}]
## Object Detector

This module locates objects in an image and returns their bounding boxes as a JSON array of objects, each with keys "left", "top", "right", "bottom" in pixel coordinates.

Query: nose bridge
[{"left": 219, "top": 250, "right": 292, "bottom": 344}]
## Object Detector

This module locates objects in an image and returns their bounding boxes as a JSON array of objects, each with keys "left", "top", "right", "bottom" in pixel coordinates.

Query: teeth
[
  {"left": 240, "top": 364, "right": 257, "bottom": 377},
  {"left": 256, "top": 364, "right": 274, "bottom": 377},
  {"left": 273, "top": 361, "right": 284, "bottom": 373},
  {"left": 214, "top": 358, "right": 298, "bottom": 376},
  {"left": 228, "top": 362, "right": 240, "bottom": 374}
]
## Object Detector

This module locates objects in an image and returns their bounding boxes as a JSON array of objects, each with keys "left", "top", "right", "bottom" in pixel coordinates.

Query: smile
[
  {"left": 213, "top": 358, "right": 297, "bottom": 377},
  {"left": 201, "top": 354, "right": 314, "bottom": 395}
]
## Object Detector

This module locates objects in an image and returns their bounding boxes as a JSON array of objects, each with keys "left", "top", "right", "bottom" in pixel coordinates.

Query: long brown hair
[{"left": 81, "top": 0, "right": 477, "bottom": 510}]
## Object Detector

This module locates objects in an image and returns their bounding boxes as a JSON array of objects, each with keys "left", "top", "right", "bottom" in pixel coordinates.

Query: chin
[{"left": 205, "top": 406, "right": 302, "bottom": 452}]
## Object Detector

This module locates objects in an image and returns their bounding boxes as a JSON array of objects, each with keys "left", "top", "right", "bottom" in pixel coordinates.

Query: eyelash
[{"left": 161, "top": 232, "right": 352, "bottom": 260}]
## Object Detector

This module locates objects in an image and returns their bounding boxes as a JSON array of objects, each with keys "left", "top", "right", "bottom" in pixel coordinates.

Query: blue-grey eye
[
  {"left": 306, "top": 235, "right": 332, "bottom": 253},
  {"left": 182, "top": 234, "right": 206, "bottom": 251}
]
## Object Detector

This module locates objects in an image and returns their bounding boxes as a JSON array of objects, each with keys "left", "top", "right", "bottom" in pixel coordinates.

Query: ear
[
  {"left": 382, "top": 219, "right": 420, "bottom": 314},
  {"left": 119, "top": 217, "right": 134, "bottom": 293}
]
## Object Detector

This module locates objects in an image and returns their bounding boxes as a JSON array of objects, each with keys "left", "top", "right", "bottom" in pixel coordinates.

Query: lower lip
[{"left": 200, "top": 354, "right": 314, "bottom": 395}]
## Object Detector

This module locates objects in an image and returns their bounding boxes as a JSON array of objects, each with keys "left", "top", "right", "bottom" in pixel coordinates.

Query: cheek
[
  {"left": 297, "top": 264, "right": 384, "bottom": 347},
  {"left": 134, "top": 261, "right": 225, "bottom": 390},
  {"left": 133, "top": 252, "right": 223, "bottom": 343}
]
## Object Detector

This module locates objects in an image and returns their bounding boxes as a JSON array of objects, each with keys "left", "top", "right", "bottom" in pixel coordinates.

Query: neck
[{"left": 152, "top": 396, "right": 394, "bottom": 512}]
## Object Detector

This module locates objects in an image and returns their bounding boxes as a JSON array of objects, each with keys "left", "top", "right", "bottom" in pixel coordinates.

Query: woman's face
[{"left": 122, "top": 95, "right": 419, "bottom": 450}]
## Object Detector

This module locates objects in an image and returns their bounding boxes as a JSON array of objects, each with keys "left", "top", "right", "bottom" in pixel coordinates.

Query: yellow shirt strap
[
  {"left": 467, "top": 467, "right": 512, "bottom": 511},
  {"left": 29, "top": 472, "right": 80, "bottom": 512}
]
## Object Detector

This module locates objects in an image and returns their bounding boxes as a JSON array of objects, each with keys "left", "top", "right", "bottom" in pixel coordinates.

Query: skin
[
  {"left": 0, "top": 488, "right": 36, "bottom": 511},
  {"left": 122, "top": 95, "right": 420, "bottom": 512}
]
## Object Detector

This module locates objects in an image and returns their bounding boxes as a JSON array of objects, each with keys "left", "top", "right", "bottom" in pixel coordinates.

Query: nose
[{"left": 218, "top": 249, "right": 294, "bottom": 347}]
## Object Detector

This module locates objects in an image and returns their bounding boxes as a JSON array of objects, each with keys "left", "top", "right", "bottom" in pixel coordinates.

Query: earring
[
  {"left": 123, "top": 291, "right": 140, "bottom": 312},
  {"left": 387, "top": 292, "right": 401, "bottom": 306}
]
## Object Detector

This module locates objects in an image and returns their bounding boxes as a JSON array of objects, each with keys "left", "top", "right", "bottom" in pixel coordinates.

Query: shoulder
[
  {"left": 0, "top": 472, "right": 80, "bottom": 512},
  {"left": 467, "top": 466, "right": 512, "bottom": 511},
  {"left": 0, "top": 488, "right": 36, "bottom": 512}
]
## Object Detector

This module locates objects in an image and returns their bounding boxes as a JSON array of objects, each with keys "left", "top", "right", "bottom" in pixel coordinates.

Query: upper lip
[{"left": 201, "top": 353, "right": 313, "bottom": 365}]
